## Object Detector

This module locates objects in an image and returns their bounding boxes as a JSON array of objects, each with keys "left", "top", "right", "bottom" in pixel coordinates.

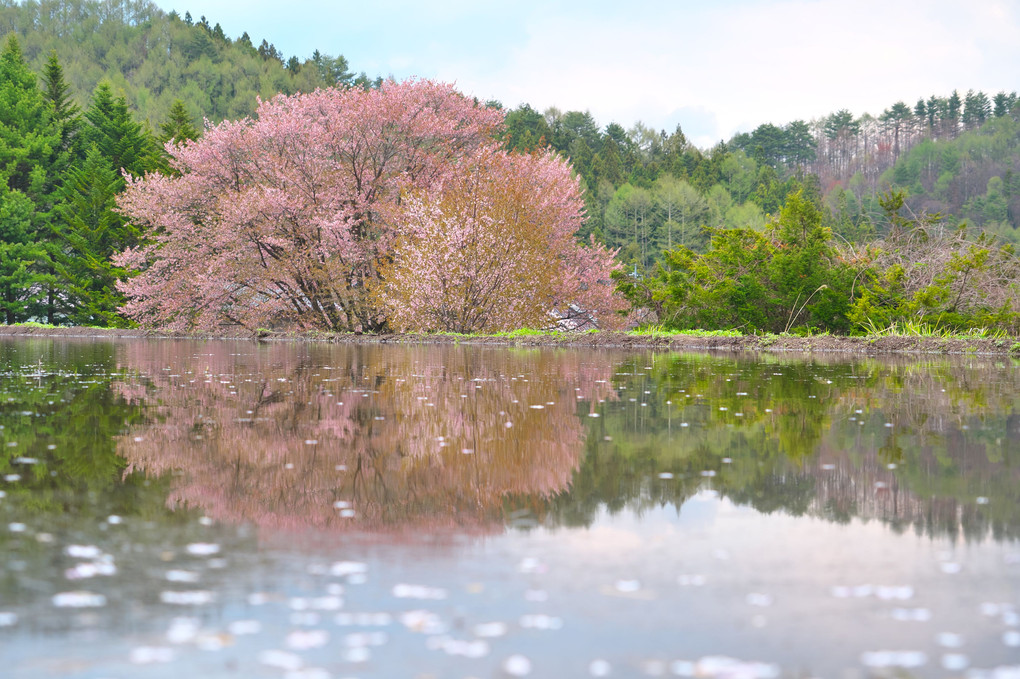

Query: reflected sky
[{"left": 1, "top": 339, "right": 1018, "bottom": 678}]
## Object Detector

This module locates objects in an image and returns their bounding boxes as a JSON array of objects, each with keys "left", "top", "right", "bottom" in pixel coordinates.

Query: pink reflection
[{"left": 114, "top": 342, "right": 617, "bottom": 535}]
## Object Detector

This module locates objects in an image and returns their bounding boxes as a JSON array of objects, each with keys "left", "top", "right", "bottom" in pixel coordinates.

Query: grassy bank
[{"left": 1, "top": 323, "right": 1019, "bottom": 356}]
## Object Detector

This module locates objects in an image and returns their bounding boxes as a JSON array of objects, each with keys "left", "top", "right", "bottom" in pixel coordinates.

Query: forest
[{"left": 1, "top": 0, "right": 1020, "bottom": 334}]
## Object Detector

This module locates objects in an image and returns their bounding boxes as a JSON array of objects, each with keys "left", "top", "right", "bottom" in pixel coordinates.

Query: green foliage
[
  {"left": 615, "top": 189, "right": 855, "bottom": 334},
  {"left": 847, "top": 192, "right": 1020, "bottom": 335}
]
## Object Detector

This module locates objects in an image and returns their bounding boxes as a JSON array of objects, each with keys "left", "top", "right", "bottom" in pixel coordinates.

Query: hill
[{"left": 0, "top": 0, "right": 371, "bottom": 129}]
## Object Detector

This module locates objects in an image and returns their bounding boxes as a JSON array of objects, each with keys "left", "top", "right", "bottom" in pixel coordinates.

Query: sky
[{"left": 149, "top": 0, "right": 1020, "bottom": 148}]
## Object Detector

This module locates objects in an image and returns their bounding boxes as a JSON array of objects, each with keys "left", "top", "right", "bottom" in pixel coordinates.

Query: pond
[{"left": 0, "top": 338, "right": 1018, "bottom": 678}]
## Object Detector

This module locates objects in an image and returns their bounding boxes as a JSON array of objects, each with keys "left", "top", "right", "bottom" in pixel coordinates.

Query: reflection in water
[
  {"left": 559, "top": 353, "right": 1020, "bottom": 541},
  {"left": 105, "top": 344, "right": 1020, "bottom": 540},
  {"left": 115, "top": 343, "right": 617, "bottom": 533},
  {"left": 3, "top": 340, "right": 1017, "bottom": 542},
  {"left": 2, "top": 339, "right": 1020, "bottom": 678}
]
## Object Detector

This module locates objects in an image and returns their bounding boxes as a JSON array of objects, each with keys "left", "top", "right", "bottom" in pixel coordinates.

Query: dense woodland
[{"left": 2, "top": 0, "right": 1020, "bottom": 334}]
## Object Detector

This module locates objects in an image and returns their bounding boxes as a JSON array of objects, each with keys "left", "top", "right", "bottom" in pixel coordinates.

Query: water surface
[{"left": 1, "top": 339, "right": 1018, "bottom": 678}]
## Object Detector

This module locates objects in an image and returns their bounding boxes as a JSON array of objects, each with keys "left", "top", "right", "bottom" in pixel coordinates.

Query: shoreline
[{"left": 0, "top": 325, "right": 1017, "bottom": 356}]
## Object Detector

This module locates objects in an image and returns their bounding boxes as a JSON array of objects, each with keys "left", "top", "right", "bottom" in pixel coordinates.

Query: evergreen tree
[
  {"left": 52, "top": 146, "right": 137, "bottom": 327},
  {"left": 0, "top": 36, "right": 63, "bottom": 323},
  {"left": 159, "top": 99, "right": 200, "bottom": 145},
  {"left": 41, "top": 50, "right": 81, "bottom": 157},
  {"left": 0, "top": 188, "right": 49, "bottom": 324},
  {"left": 83, "top": 82, "right": 159, "bottom": 181},
  {"left": 946, "top": 90, "right": 962, "bottom": 136}
]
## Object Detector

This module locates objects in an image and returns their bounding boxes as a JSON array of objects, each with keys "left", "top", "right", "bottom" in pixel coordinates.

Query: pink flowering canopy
[
  {"left": 115, "top": 79, "right": 627, "bottom": 333},
  {"left": 382, "top": 147, "right": 627, "bottom": 332}
]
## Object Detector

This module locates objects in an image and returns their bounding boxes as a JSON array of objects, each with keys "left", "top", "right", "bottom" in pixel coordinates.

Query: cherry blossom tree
[
  {"left": 381, "top": 147, "right": 628, "bottom": 332},
  {"left": 116, "top": 79, "right": 626, "bottom": 334},
  {"left": 115, "top": 80, "right": 502, "bottom": 332}
]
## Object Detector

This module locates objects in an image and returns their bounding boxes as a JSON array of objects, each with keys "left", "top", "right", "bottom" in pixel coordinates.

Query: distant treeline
[{"left": 498, "top": 92, "right": 1020, "bottom": 267}]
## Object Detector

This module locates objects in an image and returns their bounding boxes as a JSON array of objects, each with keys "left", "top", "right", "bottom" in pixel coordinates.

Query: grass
[
  {"left": 861, "top": 317, "right": 1008, "bottom": 341},
  {"left": 11, "top": 321, "right": 61, "bottom": 329},
  {"left": 6, "top": 321, "right": 113, "bottom": 330},
  {"left": 627, "top": 325, "right": 743, "bottom": 338},
  {"left": 491, "top": 328, "right": 549, "bottom": 338}
]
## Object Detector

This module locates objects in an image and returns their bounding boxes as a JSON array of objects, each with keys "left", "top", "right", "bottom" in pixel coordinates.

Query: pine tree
[
  {"left": 0, "top": 35, "right": 63, "bottom": 323},
  {"left": 84, "top": 82, "right": 160, "bottom": 182},
  {"left": 41, "top": 50, "right": 80, "bottom": 144},
  {"left": 52, "top": 146, "right": 137, "bottom": 327},
  {"left": 159, "top": 99, "right": 200, "bottom": 145}
]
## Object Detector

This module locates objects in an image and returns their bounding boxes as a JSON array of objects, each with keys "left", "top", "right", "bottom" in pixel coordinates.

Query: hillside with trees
[
  {"left": 500, "top": 91, "right": 1020, "bottom": 266},
  {"left": 0, "top": 0, "right": 371, "bottom": 128}
]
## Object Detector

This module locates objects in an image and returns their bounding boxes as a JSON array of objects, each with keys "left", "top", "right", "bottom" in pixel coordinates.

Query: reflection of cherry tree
[{"left": 113, "top": 342, "right": 617, "bottom": 534}]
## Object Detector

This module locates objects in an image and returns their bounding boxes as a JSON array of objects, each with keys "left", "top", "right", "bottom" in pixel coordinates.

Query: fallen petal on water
[
  {"left": 400, "top": 610, "right": 446, "bottom": 634},
  {"left": 936, "top": 632, "right": 964, "bottom": 648},
  {"left": 166, "top": 617, "right": 200, "bottom": 644},
  {"left": 52, "top": 591, "right": 106, "bottom": 608},
  {"left": 286, "top": 629, "right": 329, "bottom": 650},
  {"left": 392, "top": 583, "right": 447, "bottom": 600},
  {"left": 227, "top": 619, "right": 261, "bottom": 635},
  {"left": 343, "top": 646, "right": 371, "bottom": 663},
  {"left": 290, "top": 612, "right": 321, "bottom": 626},
  {"left": 520, "top": 614, "right": 563, "bottom": 630},
  {"left": 329, "top": 561, "right": 367, "bottom": 577},
  {"left": 518, "top": 557, "right": 545, "bottom": 574},
  {"left": 258, "top": 650, "right": 304, "bottom": 671},
  {"left": 891, "top": 608, "right": 932, "bottom": 622},
  {"left": 875, "top": 585, "right": 913, "bottom": 601},
  {"left": 474, "top": 621, "right": 508, "bottom": 638},
  {"left": 166, "top": 570, "right": 201, "bottom": 583},
  {"left": 130, "top": 646, "right": 174, "bottom": 664},
  {"left": 860, "top": 650, "right": 927, "bottom": 669},
  {"left": 160, "top": 590, "right": 214, "bottom": 605},
  {"left": 503, "top": 654, "right": 533, "bottom": 676},
  {"left": 185, "top": 543, "right": 220, "bottom": 556},
  {"left": 670, "top": 660, "right": 695, "bottom": 676}
]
